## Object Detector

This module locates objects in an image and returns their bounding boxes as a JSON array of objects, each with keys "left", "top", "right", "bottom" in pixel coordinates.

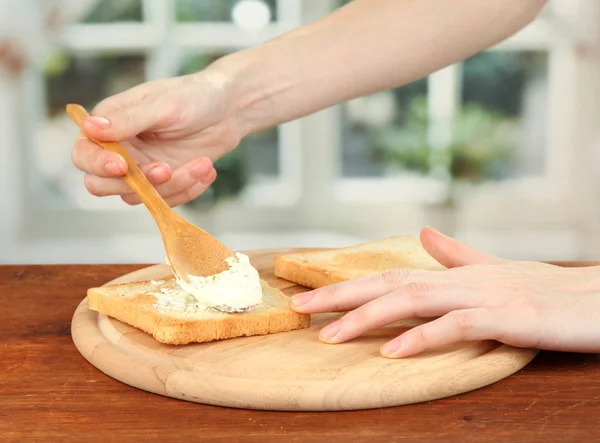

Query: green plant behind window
[
  {"left": 372, "top": 95, "right": 518, "bottom": 184},
  {"left": 175, "top": 0, "right": 277, "bottom": 22},
  {"left": 83, "top": 0, "right": 142, "bottom": 23}
]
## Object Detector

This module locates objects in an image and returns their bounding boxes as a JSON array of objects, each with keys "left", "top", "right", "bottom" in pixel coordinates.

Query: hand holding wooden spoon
[{"left": 66, "top": 104, "right": 236, "bottom": 284}]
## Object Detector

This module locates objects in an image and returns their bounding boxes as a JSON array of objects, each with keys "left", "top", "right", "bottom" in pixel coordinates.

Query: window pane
[
  {"left": 178, "top": 52, "right": 280, "bottom": 207},
  {"left": 175, "top": 0, "right": 277, "bottom": 24},
  {"left": 35, "top": 53, "right": 146, "bottom": 210},
  {"left": 45, "top": 53, "right": 146, "bottom": 115},
  {"left": 82, "top": 0, "right": 143, "bottom": 23},
  {"left": 459, "top": 51, "right": 548, "bottom": 180},
  {"left": 340, "top": 78, "right": 428, "bottom": 177}
]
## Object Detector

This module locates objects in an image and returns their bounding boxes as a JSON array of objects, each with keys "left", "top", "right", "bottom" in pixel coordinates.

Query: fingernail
[
  {"left": 319, "top": 320, "right": 341, "bottom": 341},
  {"left": 105, "top": 161, "right": 123, "bottom": 176},
  {"left": 291, "top": 292, "right": 313, "bottom": 307},
  {"left": 87, "top": 116, "right": 111, "bottom": 129},
  {"left": 381, "top": 340, "right": 402, "bottom": 358},
  {"left": 190, "top": 159, "right": 211, "bottom": 180},
  {"left": 147, "top": 165, "right": 165, "bottom": 183}
]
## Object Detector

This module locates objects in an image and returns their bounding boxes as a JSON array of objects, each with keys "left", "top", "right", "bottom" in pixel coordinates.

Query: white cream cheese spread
[
  {"left": 161, "top": 252, "right": 263, "bottom": 312},
  {"left": 150, "top": 282, "right": 208, "bottom": 313}
]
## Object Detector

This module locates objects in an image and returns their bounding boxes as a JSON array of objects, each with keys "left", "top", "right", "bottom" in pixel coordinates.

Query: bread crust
[{"left": 274, "top": 256, "right": 347, "bottom": 289}]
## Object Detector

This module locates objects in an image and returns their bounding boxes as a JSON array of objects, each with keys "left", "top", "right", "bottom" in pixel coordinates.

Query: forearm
[{"left": 213, "top": 0, "right": 547, "bottom": 136}]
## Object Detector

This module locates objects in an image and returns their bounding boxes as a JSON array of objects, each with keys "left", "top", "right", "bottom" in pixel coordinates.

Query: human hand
[
  {"left": 290, "top": 227, "right": 600, "bottom": 358},
  {"left": 71, "top": 69, "right": 242, "bottom": 207}
]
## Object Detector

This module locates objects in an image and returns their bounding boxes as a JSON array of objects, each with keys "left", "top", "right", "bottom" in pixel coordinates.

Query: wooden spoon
[{"left": 66, "top": 104, "right": 236, "bottom": 281}]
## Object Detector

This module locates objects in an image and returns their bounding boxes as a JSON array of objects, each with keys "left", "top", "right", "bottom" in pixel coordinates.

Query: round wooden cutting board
[{"left": 71, "top": 248, "right": 539, "bottom": 411}]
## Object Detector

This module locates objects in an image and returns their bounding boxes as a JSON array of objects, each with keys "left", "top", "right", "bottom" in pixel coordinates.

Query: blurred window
[
  {"left": 336, "top": 0, "right": 550, "bottom": 204},
  {"left": 32, "top": 0, "right": 295, "bottom": 212}
]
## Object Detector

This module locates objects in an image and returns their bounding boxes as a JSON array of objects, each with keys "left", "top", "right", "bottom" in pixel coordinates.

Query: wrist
[{"left": 206, "top": 47, "right": 296, "bottom": 137}]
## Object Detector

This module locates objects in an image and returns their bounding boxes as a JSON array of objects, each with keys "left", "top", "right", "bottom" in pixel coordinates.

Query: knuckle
[
  {"left": 84, "top": 175, "right": 104, "bottom": 197},
  {"left": 164, "top": 196, "right": 180, "bottom": 208},
  {"left": 121, "top": 194, "right": 138, "bottom": 205},
  {"left": 380, "top": 269, "right": 408, "bottom": 290},
  {"left": 405, "top": 281, "right": 430, "bottom": 300},
  {"left": 325, "top": 282, "right": 343, "bottom": 298},
  {"left": 413, "top": 325, "right": 428, "bottom": 345},
  {"left": 182, "top": 183, "right": 202, "bottom": 203},
  {"left": 448, "top": 310, "right": 477, "bottom": 339},
  {"left": 71, "top": 147, "right": 82, "bottom": 169},
  {"left": 346, "top": 305, "right": 374, "bottom": 328},
  {"left": 121, "top": 107, "right": 135, "bottom": 128},
  {"left": 452, "top": 310, "right": 474, "bottom": 328},
  {"left": 172, "top": 185, "right": 201, "bottom": 208},
  {"left": 72, "top": 140, "right": 91, "bottom": 171},
  {"left": 320, "top": 283, "right": 349, "bottom": 311},
  {"left": 448, "top": 310, "right": 477, "bottom": 340}
]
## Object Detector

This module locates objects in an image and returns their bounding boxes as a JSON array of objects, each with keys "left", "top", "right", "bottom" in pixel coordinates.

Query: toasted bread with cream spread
[{"left": 87, "top": 278, "right": 309, "bottom": 345}]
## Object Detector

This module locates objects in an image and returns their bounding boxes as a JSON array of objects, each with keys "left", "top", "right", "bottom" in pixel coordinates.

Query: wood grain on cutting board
[{"left": 71, "top": 248, "right": 538, "bottom": 411}]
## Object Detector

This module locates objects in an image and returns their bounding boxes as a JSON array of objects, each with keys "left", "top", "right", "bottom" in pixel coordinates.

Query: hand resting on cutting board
[{"left": 290, "top": 227, "right": 600, "bottom": 358}]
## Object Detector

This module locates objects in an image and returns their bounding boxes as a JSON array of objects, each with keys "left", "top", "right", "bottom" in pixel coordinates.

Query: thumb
[
  {"left": 419, "top": 226, "right": 507, "bottom": 268},
  {"left": 82, "top": 102, "right": 163, "bottom": 142}
]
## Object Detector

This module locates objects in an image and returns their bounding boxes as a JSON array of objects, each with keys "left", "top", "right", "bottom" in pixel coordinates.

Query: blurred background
[{"left": 2, "top": 0, "right": 600, "bottom": 264}]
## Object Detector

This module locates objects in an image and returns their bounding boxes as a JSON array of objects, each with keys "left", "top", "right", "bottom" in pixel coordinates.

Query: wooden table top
[{"left": 2, "top": 262, "right": 600, "bottom": 442}]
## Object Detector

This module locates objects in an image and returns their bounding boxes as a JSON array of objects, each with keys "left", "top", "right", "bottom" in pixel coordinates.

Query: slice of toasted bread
[
  {"left": 87, "top": 278, "right": 310, "bottom": 345},
  {"left": 274, "top": 235, "right": 445, "bottom": 288}
]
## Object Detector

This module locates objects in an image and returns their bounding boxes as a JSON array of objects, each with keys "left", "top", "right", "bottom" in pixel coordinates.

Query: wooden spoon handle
[{"left": 66, "top": 104, "right": 172, "bottom": 225}]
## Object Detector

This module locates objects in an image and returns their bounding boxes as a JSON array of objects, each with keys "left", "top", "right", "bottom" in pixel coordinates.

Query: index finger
[
  {"left": 72, "top": 135, "right": 128, "bottom": 178},
  {"left": 290, "top": 268, "right": 443, "bottom": 313}
]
